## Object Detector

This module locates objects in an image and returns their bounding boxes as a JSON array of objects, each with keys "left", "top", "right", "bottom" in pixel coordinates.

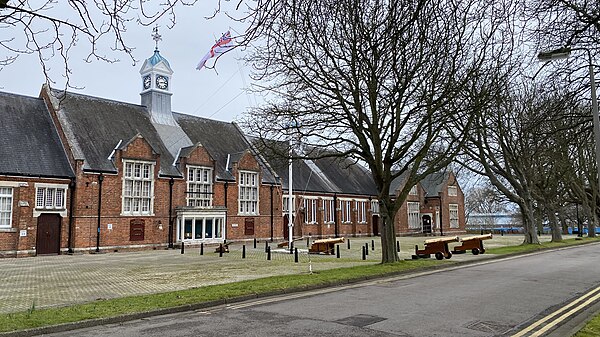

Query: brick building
[{"left": 0, "top": 45, "right": 465, "bottom": 257}]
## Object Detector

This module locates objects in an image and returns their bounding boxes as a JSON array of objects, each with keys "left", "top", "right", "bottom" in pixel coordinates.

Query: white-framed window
[
  {"left": 303, "top": 198, "right": 317, "bottom": 224},
  {"left": 35, "top": 186, "right": 67, "bottom": 210},
  {"left": 409, "top": 185, "right": 418, "bottom": 195},
  {"left": 0, "top": 187, "right": 13, "bottom": 228},
  {"left": 340, "top": 200, "right": 352, "bottom": 223},
  {"left": 178, "top": 215, "right": 224, "bottom": 241},
  {"left": 187, "top": 166, "right": 213, "bottom": 207},
  {"left": 371, "top": 200, "right": 380, "bottom": 214},
  {"left": 122, "top": 160, "right": 154, "bottom": 215},
  {"left": 449, "top": 203, "right": 459, "bottom": 228},
  {"left": 407, "top": 202, "right": 420, "bottom": 229},
  {"left": 322, "top": 198, "right": 335, "bottom": 223},
  {"left": 356, "top": 200, "right": 367, "bottom": 223},
  {"left": 448, "top": 185, "right": 458, "bottom": 196},
  {"left": 238, "top": 171, "right": 259, "bottom": 215},
  {"left": 282, "top": 195, "right": 296, "bottom": 213}
]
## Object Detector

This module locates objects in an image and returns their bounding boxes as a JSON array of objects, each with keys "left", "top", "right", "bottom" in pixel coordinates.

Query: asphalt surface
[{"left": 32, "top": 242, "right": 600, "bottom": 337}]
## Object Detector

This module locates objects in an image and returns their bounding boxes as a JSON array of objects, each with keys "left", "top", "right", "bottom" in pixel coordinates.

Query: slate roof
[
  {"left": 256, "top": 140, "right": 377, "bottom": 196},
  {"left": 0, "top": 91, "right": 74, "bottom": 178},
  {"left": 51, "top": 89, "right": 180, "bottom": 176},
  {"left": 174, "top": 113, "right": 278, "bottom": 184},
  {"left": 420, "top": 171, "right": 450, "bottom": 197}
]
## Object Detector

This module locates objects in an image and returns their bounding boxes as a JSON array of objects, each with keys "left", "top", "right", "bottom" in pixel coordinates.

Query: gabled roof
[
  {"left": 420, "top": 171, "right": 451, "bottom": 197},
  {"left": 0, "top": 91, "right": 74, "bottom": 178},
  {"left": 50, "top": 89, "right": 180, "bottom": 176},
  {"left": 312, "top": 156, "right": 378, "bottom": 195},
  {"left": 174, "top": 113, "right": 278, "bottom": 183}
]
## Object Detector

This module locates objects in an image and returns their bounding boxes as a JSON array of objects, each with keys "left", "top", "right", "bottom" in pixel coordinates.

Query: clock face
[
  {"left": 156, "top": 75, "right": 168, "bottom": 90},
  {"left": 143, "top": 75, "right": 151, "bottom": 89}
]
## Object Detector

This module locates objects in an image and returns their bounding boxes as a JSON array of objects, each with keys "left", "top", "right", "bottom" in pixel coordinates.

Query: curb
[{"left": 2, "top": 239, "right": 599, "bottom": 337}]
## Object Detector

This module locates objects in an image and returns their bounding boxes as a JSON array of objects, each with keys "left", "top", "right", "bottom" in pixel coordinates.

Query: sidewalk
[{"left": 0, "top": 235, "right": 565, "bottom": 314}]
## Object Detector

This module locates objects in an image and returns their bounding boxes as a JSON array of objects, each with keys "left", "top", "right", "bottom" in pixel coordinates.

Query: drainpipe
[
  {"left": 67, "top": 178, "right": 76, "bottom": 254},
  {"left": 333, "top": 193, "right": 338, "bottom": 238},
  {"left": 224, "top": 182, "right": 228, "bottom": 208},
  {"left": 439, "top": 195, "right": 444, "bottom": 236},
  {"left": 168, "top": 177, "right": 174, "bottom": 249},
  {"left": 95, "top": 173, "right": 104, "bottom": 253},
  {"left": 270, "top": 184, "right": 274, "bottom": 242}
]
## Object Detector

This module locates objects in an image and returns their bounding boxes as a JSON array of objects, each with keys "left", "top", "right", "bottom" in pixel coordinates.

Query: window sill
[{"left": 0, "top": 228, "right": 17, "bottom": 233}]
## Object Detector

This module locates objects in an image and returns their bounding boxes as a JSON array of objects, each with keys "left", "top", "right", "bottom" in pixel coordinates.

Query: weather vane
[{"left": 152, "top": 24, "right": 162, "bottom": 51}]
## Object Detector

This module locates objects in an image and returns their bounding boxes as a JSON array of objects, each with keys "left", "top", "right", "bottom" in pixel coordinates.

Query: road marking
[{"left": 511, "top": 285, "right": 600, "bottom": 337}]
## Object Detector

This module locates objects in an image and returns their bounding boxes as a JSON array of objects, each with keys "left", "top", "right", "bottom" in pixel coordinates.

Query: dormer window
[{"left": 187, "top": 166, "right": 213, "bottom": 207}]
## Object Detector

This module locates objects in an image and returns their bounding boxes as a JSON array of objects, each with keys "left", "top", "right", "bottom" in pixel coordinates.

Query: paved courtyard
[{"left": 0, "top": 235, "right": 573, "bottom": 314}]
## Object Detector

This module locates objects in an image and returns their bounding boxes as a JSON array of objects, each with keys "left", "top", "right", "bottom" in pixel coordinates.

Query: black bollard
[
  {"left": 294, "top": 248, "right": 299, "bottom": 263},
  {"left": 347, "top": 238, "right": 351, "bottom": 249},
  {"left": 219, "top": 244, "right": 223, "bottom": 257},
  {"left": 365, "top": 243, "right": 369, "bottom": 256},
  {"left": 181, "top": 242, "right": 184, "bottom": 254},
  {"left": 307, "top": 237, "right": 310, "bottom": 247},
  {"left": 265, "top": 241, "right": 268, "bottom": 253},
  {"left": 290, "top": 242, "right": 294, "bottom": 254},
  {"left": 200, "top": 243, "right": 204, "bottom": 255},
  {"left": 242, "top": 244, "right": 246, "bottom": 259},
  {"left": 362, "top": 246, "right": 366, "bottom": 260},
  {"left": 396, "top": 240, "right": 400, "bottom": 253},
  {"left": 371, "top": 240, "right": 375, "bottom": 251},
  {"left": 254, "top": 238, "right": 257, "bottom": 249},
  {"left": 336, "top": 245, "right": 340, "bottom": 258},
  {"left": 267, "top": 246, "right": 271, "bottom": 260}
]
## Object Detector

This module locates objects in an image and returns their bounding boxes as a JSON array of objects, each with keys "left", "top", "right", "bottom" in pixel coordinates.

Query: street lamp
[{"left": 538, "top": 47, "right": 600, "bottom": 229}]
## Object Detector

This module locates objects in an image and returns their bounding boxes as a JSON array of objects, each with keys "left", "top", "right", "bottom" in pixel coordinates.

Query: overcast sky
[{"left": 0, "top": 2, "right": 259, "bottom": 123}]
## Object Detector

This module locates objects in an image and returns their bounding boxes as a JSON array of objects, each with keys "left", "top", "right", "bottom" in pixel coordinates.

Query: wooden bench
[
  {"left": 414, "top": 236, "right": 459, "bottom": 260},
  {"left": 452, "top": 234, "right": 492, "bottom": 255},
  {"left": 309, "top": 237, "right": 345, "bottom": 255}
]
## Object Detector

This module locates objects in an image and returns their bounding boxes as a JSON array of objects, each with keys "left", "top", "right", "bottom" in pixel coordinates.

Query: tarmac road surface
[{"left": 37, "top": 243, "right": 600, "bottom": 337}]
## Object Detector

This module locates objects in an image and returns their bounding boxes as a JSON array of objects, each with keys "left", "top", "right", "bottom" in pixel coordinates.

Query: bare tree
[
  {"left": 0, "top": 0, "right": 198, "bottom": 87},
  {"left": 241, "top": 0, "right": 514, "bottom": 263}
]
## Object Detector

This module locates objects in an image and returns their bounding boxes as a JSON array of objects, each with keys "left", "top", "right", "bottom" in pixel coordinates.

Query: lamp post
[{"left": 538, "top": 47, "right": 600, "bottom": 220}]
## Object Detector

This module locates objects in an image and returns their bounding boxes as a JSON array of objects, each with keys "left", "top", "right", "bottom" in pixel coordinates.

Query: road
[{"left": 38, "top": 243, "right": 600, "bottom": 337}]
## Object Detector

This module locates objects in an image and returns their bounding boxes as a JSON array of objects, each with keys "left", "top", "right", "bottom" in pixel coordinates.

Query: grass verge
[
  {"left": 0, "top": 259, "right": 441, "bottom": 333},
  {"left": 486, "top": 236, "right": 600, "bottom": 255},
  {"left": 573, "top": 315, "right": 600, "bottom": 337}
]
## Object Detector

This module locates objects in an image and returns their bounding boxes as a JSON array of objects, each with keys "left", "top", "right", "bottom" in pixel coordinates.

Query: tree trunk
[
  {"left": 588, "top": 212, "right": 598, "bottom": 238},
  {"left": 547, "top": 209, "right": 563, "bottom": 242},
  {"left": 379, "top": 208, "right": 399, "bottom": 263},
  {"left": 521, "top": 202, "right": 540, "bottom": 244}
]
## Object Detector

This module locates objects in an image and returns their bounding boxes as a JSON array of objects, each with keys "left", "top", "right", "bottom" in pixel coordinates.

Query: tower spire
[{"left": 152, "top": 24, "right": 162, "bottom": 51}]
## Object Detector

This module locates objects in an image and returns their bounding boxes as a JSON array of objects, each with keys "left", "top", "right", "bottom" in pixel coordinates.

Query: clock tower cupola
[{"left": 139, "top": 26, "right": 176, "bottom": 126}]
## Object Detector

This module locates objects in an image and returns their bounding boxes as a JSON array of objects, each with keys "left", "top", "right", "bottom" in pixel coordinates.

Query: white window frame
[
  {"left": 356, "top": 200, "right": 367, "bottom": 223},
  {"left": 186, "top": 166, "right": 213, "bottom": 207},
  {"left": 409, "top": 185, "right": 418, "bottom": 195},
  {"left": 449, "top": 203, "right": 459, "bottom": 228},
  {"left": 33, "top": 183, "right": 69, "bottom": 217},
  {"left": 282, "top": 195, "right": 296, "bottom": 214},
  {"left": 0, "top": 187, "right": 13, "bottom": 228},
  {"left": 303, "top": 197, "right": 318, "bottom": 224},
  {"left": 448, "top": 185, "right": 458, "bottom": 196},
  {"left": 339, "top": 199, "right": 352, "bottom": 223},
  {"left": 238, "top": 171, "right": 259, "bottom": 215},
  {"left": 178, "top": 213, "right": 225, "bottom": 242},
  {"left": 407, "top": 202, "right": 420, "bottom": 229},
  {"left": 370, "top": 200, "right": 380, "bottom": 215},
  {"left": 122, "top": 160, "right": 155, "bottom": 216},
  {"left": 322, "top": 198, "right": 335, "bottom": 224}
]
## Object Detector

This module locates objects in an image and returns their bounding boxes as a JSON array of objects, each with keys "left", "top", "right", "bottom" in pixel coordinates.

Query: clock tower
[{"left": 139, "top": 26, "right": 176, "bottom": 126}]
